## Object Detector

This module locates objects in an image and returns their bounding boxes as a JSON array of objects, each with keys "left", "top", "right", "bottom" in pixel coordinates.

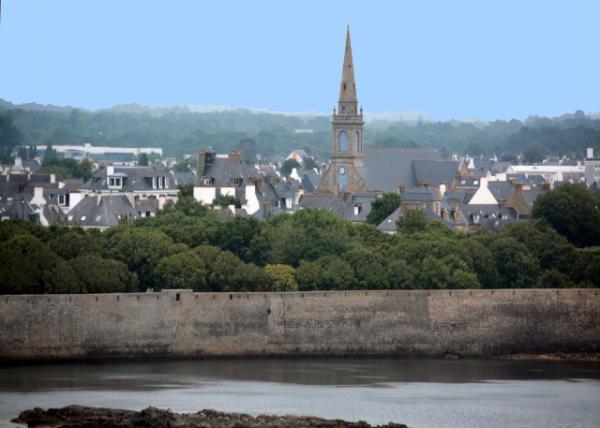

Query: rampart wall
[{"left": 1, "top": 289, "right": 599, "bottom": 360}]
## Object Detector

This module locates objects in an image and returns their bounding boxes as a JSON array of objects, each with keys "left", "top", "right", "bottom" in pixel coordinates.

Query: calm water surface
[{"left": 0, "top": 358, "right": 599, "bottom": 428}]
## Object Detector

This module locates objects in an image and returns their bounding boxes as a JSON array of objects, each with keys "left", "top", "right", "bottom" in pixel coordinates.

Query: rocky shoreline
[{"left": 12, "top": 406, "right": 408, "bottom": 428}]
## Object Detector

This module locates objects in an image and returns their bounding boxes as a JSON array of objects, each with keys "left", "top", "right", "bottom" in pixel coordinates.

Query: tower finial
[{"left": 339, "top": 26, "right": 357, "bottom": 104}]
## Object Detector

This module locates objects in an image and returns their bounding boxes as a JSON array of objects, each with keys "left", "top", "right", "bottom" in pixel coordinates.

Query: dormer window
[
  {"left": 108, "top": 176, "right": 123, "bottom": 189},
  {"left": 233, "top": 177, "right": 243, "bottom": 186},
  {"left": 202, "top": 177, "right": 215, "bottom": 186}
]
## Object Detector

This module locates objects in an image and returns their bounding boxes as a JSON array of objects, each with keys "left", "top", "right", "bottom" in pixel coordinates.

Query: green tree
[
  {"left": 0, "top": 113, "right": 22, "bottom": 163},
  {"left": 80, "top": 158, "right": 93, "bottom": 181},
  {"left": 213, "top": 194, "right": 242, "bottom": 209},
  {"left": 68, "top": 255, "right": 139, "bottom": 293},
  {"left": 396, "top": 209, "right": 429, "bottom": 234},
  {"left": 280, "top": 158, "right": 301, "bottom": 176},
  {"left": 535, "top": 268, "right": 576, "bottom": 289},
  {"left": 48, "top": 229, "right": 100, "bottom": 259},
  {"left": 155, "top": 250, "right": 208, "bottom": 291},
  {"left": 255, "top": 209, "right": 352, "bottom": 266},
  {"left": 138, "top": 152, "right": 149, "bottom": 166},
  {"left": 0, "top": 235, "right": 79, "bottom": 294},
  {"left": 44, "top": 142, "right": 57, "bottom": 160},
  {"left": 264, "top": 264, "right": 298, "bottom": 291},
  {"left": 366, "top": 193, "right": 401, "bottom": 225},
  {"left": 295, "top": 260, "right": 326, "bottom": 291},
  {"left": 102, "top": 227, "right": 185, "bottom": 289},
  {"left": 303, "top": 157, "right": 317, "bottom": 170},
  {"left": 417, "top": 256, "right": 451, "bottom": 289},
  {"left": 178, "top": 183, "right": 194, "bottom": 198},
  {"left": 523, "top": 146, "right": 545, "bottom": 164},
  {"left": 387, "top": 259, "right": 416, "bottom": 289},
  {"left": 490, "top": 237, "right": 541, "bottom": 288},
  {"left": 532, "top": 183, "right": 600, "bottom": 247}
]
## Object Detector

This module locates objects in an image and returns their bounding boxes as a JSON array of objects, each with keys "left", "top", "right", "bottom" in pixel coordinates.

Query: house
[
  {"left": 286, "top": 149, "right": 311, "bottom": 163},
  {"left": 75, "top": 165, "right": 178, "bottom": 220},
  {"left": 193, "top": 149, "right": 260, "bottom": 215},
  {"left": 584, "top": 148, "right": 600, "bottom": 186},
  {"left": 66, "top": 194, "right": 140, "bottom": 228}
]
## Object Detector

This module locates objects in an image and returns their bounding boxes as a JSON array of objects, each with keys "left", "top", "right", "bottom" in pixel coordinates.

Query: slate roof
[
  {"left": 135, "top": 198, "right": 159, "bottom": 214},
  {"left": 363, "top": 148, "right": 442, "bottom": 192},
  {"left": 82, "top": 167, "right": 177, "bottom": 192},
  {"left": 199, "top": 158, "right": 257, "bottom": 187},
  {"left": 487, "top": 181, "right": 514, "bottom": 202},
  {"left": 302, "top": 170, "right": 321, "bottom": 193},
  {"left": 413, "top": 160, "right": 459, "bottom": 187},
  {"left": 170, "top": 171, "right": 196, "bottom": 186},
  {"left": 523, "top": 189, "right": 546, "bottom": 205},
  {"left": 377, "top": 203, "right": 465, "bottom": 233},
  {"left": 443, "top": 190, "right": 474, "bottom": 204},
  {"left": 67, "top": 195, "right": 139, "bottom": 228},
  {"left": 401, "top": 187, "right": 439, "bottom": 202},
  {"left": 299, "top": 191, "right": 379, "bottom": 222},
  {"left": 470, "top": 159, "right": 510, "bottom": 177}
]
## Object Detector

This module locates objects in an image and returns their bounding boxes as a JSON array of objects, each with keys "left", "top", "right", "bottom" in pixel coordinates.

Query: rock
[{"left": 12, "top": 405, "right": 408, "bottom": 428}]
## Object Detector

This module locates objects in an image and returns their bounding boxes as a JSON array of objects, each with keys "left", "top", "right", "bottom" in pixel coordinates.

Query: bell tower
[{"left": 317, "top": 26, "right": 368, "bottom": 194}]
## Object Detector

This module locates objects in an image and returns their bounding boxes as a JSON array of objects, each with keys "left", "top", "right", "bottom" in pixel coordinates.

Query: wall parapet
[{"left": 1, "top": 289, "right": 598, "bottom": 361}]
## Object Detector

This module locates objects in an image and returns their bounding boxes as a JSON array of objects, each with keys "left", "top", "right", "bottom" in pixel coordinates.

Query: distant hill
[{"left": 1, "top": 99, "right": 599, "bottom": 160}]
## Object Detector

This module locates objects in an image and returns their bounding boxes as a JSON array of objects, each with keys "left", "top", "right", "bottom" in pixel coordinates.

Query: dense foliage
[
  {"left": 532, "top": 183, "right": 600, "bottom": 247},
  {"left": 365, "top": 193, "right": 401, "bottom": 225},
  {"left": 1, "top": 191, "right": 598, "bottom": 294}
]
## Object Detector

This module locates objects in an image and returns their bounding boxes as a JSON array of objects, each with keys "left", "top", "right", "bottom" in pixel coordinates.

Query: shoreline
[{"left": 2, "top": 352, "right": 600, "bottom": 366}]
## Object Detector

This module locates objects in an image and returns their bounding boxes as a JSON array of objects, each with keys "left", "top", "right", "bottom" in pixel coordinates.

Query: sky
[{"left": 0, "top": 0, "right": 599, "bottom": 121}]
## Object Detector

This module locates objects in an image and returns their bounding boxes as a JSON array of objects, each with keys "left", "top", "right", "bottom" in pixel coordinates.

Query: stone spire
[
  {"left": 315, "top": 26, "right": 367, "bottom": 195},
  {"left": 339, "top": 25, "right": 357, "bottom": 107}
]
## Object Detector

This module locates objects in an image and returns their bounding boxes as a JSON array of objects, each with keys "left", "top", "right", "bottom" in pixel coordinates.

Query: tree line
[
  {"left": 2, "top": 102, "right": 600, "bottom": 163},
  {"left": 1, "top": 184, "right": 598, "bottom": 294}
]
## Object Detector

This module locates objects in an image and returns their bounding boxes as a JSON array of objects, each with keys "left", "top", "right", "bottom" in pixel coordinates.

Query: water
[{"left": 1, "top": 358, "right": 599, "bottom": 428}]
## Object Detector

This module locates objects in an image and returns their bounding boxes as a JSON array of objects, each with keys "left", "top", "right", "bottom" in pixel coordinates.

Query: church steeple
[
  {"left": 316, "top": 26, "right": 367, "bottom": 195},
  {"left": 338, "top": 26, "right": 358, "bottom": 114}
]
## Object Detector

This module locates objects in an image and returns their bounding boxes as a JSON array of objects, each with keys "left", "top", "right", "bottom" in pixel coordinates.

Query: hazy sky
[{"left": 1, "top": 1, "right": 598, "bottom": 120}]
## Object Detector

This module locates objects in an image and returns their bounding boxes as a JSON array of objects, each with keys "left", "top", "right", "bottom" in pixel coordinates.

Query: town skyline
[{"left": 1, "top": 1, "right": 599, "bottom": 121}]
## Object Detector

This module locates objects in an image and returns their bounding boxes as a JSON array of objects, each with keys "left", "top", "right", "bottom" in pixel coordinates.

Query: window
[
  {"left": 339, "top": 131, "right": 347, "bottom": 152},
  {"left": 233, "top": 177, "right": 243, "bottom": 186},
  {"left": 355, "top": 131, "right": 360, "bottom": 152},
  {"left": 341, "top": 105, "right": 346, "bottom": 114},
  {"left": 337, "top": 166, "right": 347, "bottom": 191},
  {"left": 343, "top": 83, "right": 347, "bottom": 91}
]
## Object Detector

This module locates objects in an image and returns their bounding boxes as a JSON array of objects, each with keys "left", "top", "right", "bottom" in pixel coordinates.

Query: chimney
[
  {"left": 587, "top": 147, "right": 594, "bottom": 159},
  {"left": 50, "top": 174, "right": 56, "bottom": 184},
  {"left": 106, "top": 165, "right": 114, "bottom": 175},
  {"left": 96, "top": 192, "right": 102, "bottom": 205},
  {"left": 256, "top": 177, "right": 265, "bottom": 193}
]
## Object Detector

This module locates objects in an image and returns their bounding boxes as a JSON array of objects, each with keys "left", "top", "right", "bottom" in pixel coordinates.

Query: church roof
[
  {"left": 363, "top": 148, "right": 443, "bottom": 192},
  {"left": 413, "top": 159, "right": 459, "bottom": 187}
]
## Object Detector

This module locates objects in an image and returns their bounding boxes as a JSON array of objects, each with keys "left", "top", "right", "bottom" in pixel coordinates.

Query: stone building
[{"left": 316, "top": 27, "right": 368, "bottom": 194}]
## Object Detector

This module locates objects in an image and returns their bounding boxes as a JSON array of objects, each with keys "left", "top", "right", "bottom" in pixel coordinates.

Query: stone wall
[{"left": 1, "top": 289, "right": 599, "bottom": 361}]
